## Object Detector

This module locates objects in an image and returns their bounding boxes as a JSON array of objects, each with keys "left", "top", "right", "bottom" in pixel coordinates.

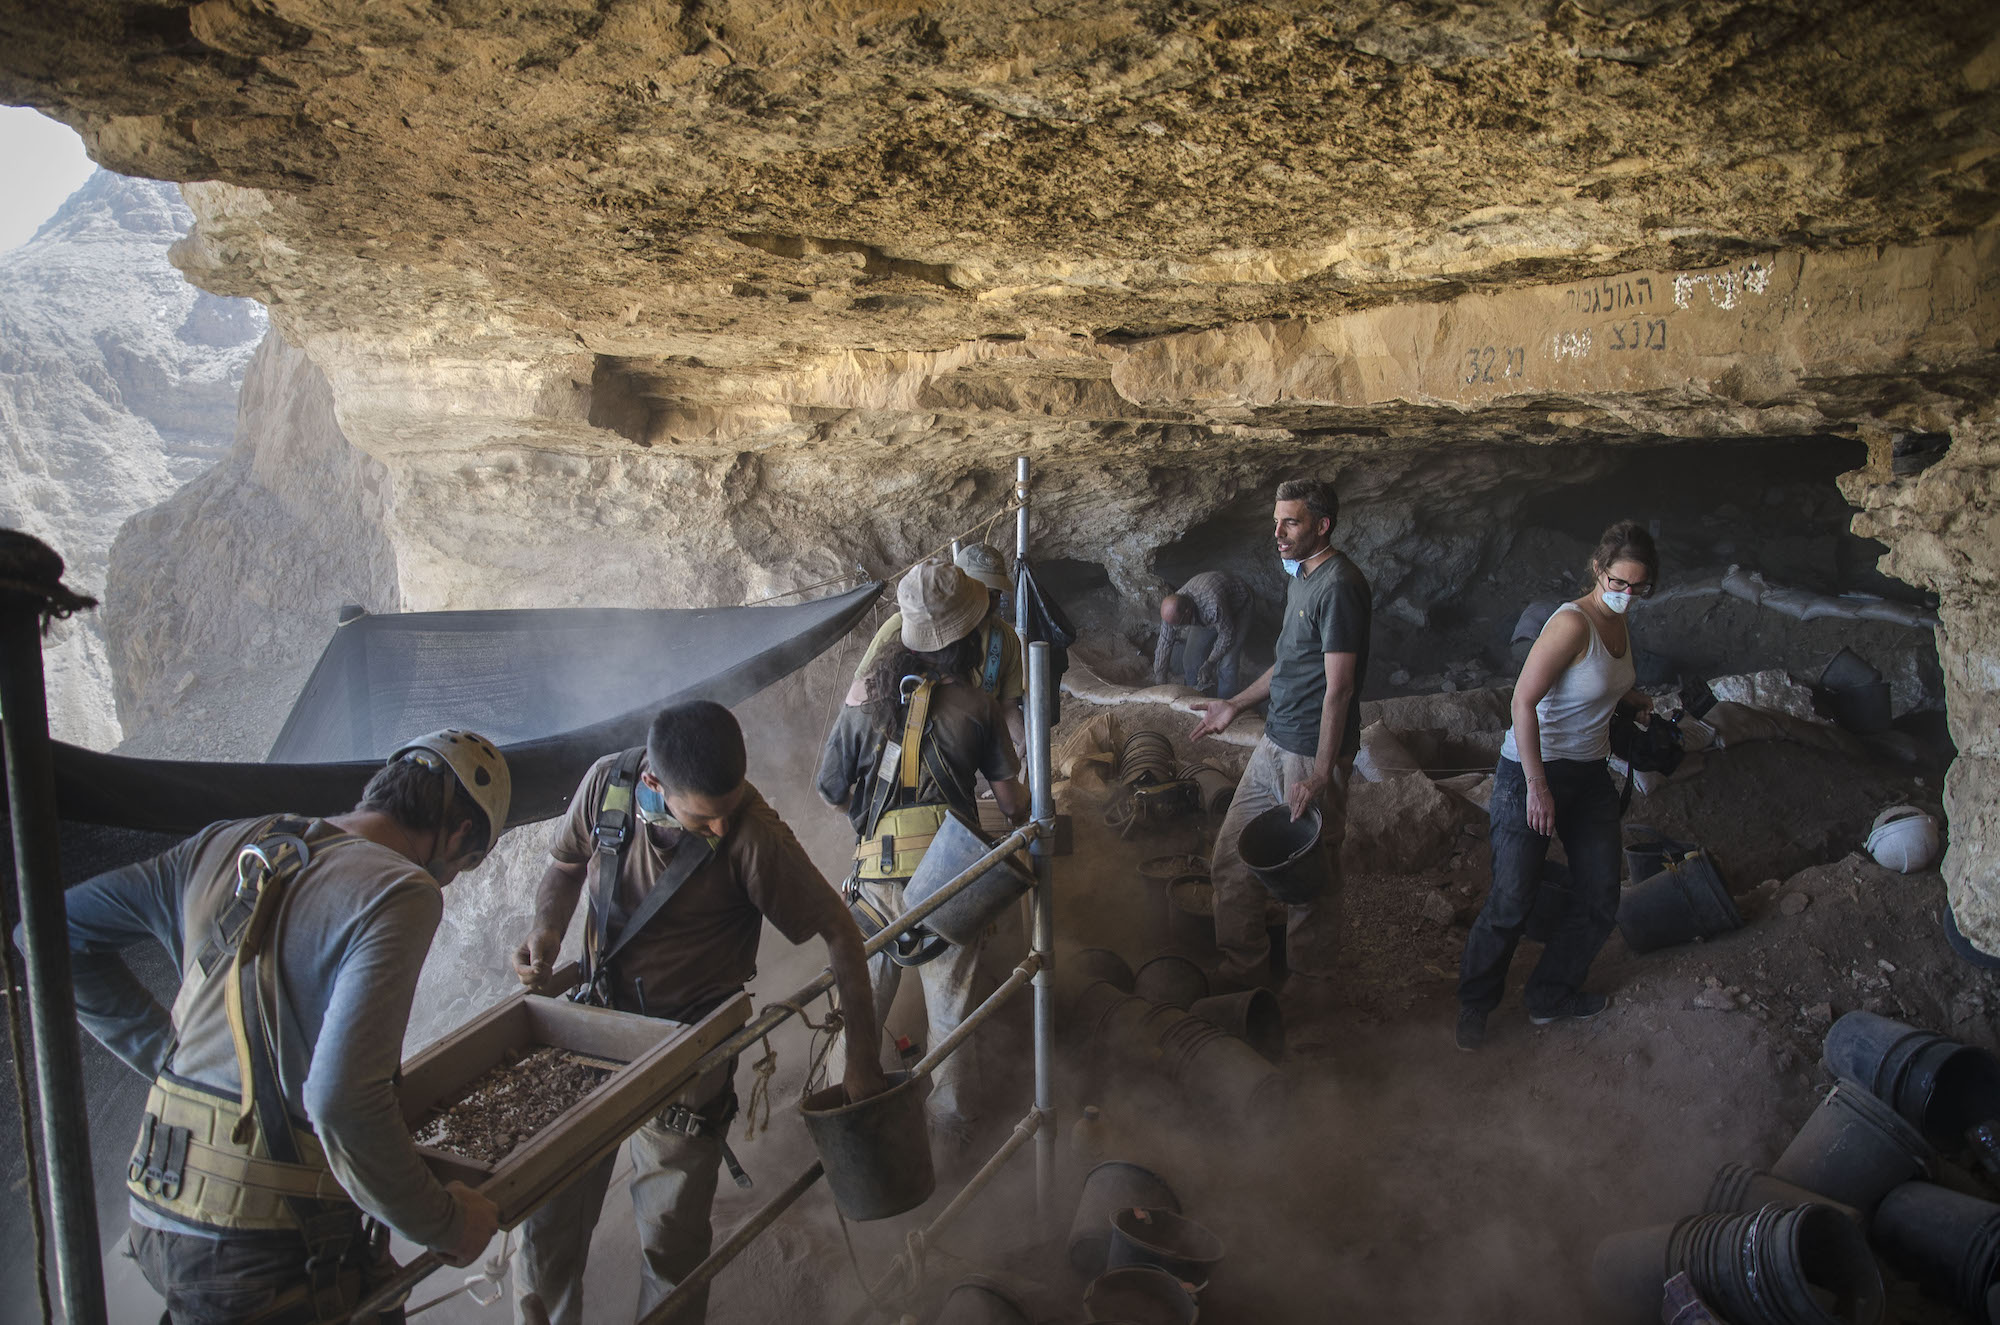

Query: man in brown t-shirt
[
  {"left": 510, "top": 701, "right": 884, "bottom": 1325},
  {"left": 817, "top": 561, "right": 1028, "bottom": 1151}
]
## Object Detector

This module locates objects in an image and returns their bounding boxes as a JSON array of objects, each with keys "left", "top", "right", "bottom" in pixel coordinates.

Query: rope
[
  {"left": 766, "top": 994, "right": 844, "bottom": 1100},
  {"left": 838, "top": 1210, "right": 913, "bottom": 1320},
  {"left": 740, "top": 1035, "right": 778, "bottom": 1141},
  {"left": 1, "top": 947, "right": 52, "bottom": 1325},
  {"left": 736, "top": 498, "right": 1022, "bottom": 610},
  {"left": 406, "top": 1229, "right": 514, "bottom": 1316}
]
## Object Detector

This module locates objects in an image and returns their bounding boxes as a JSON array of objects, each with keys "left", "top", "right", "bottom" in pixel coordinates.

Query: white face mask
[
  {"left": 1601, "top": 590, "right": 1633, "bottom": 615},
  {"left": 1281, "top": 557, "right": 1301, "bottom": 577}
]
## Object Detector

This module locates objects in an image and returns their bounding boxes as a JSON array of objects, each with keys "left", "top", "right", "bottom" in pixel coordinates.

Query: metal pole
[
  {"left": 1013, "top": 456, "right": 1029, "bottom": 635},
  {"left": 0, "top": 548, "right": 108, "bottom": 1325},
  {"left": 641, "top": 1161, "right": 826, "bottom": 1325},
  {"left": 1025, "top": 641, "right": 1056, "bottom": 1237},
  {"left": 835, "top": 1109, "right": 1043, "bottom": 1325},
  {"left": 643, "top": 956, "right": 1042, "bottom": 1325}
]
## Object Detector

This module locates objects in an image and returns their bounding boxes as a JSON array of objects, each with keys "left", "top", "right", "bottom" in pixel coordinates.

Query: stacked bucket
[
  {"left": 1066, "top": 1159, "right": 1224, "bottom": 1323},
  {"left": 1592, "top": 1012, "right": 2000, "bottom": 1324}
]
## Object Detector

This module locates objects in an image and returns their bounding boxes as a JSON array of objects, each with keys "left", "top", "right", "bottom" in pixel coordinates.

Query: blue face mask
[
  {"left": 1281, "top": 557, "right": 1301, "bottom": 577},
  {"left": 636, "top": 781, "right": 724, "bottom": 847}
]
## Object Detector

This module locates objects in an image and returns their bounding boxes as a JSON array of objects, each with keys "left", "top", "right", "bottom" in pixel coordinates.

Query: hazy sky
[{"left": 0, "top": 106, "right": 96, "bottom": 252}]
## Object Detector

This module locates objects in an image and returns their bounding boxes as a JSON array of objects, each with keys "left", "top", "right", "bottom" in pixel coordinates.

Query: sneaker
[
  {"left": 1528, "top": 992, "right": 1612, "bottom": 1025},
  {"left": 1454, "top": 1007, "right": 1487, "bottom": 1052}
]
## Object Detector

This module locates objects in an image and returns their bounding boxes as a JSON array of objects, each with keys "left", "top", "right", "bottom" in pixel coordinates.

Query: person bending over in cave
[
  {"left": 43, "top": 730, "right": 510, "bottom": 1323},
  {"left": 845, "top": 540, "right": 1028, "bottom": 755},
  {"left": 1455, "top": 520, "right": 1659, "bottom": 1052},
  {"left": 1155, "top": 568, "right": 1254, "bottom": 698},
  {"left": 817, "top": 559, "right": 1031, "bottom": 1162},
  {"left": 510, "top": 701, "right": 885, "bottom": 1325},
  {"left": 1188, "top": 478, "right": 1371, "bottom": 1048}
]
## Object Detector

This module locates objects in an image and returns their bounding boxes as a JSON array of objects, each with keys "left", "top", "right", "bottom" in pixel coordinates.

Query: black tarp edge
[{"left": 6, "top": 582, "right": 882, "bottom": 836}]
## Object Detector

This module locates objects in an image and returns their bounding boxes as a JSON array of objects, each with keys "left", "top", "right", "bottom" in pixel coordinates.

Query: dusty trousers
[
  {"left": 859, "top": 874, "right": 984, "bottom": 1139},
  {"left": 1208, "top": 735, "right": 1350, "bottom": 999},
  {"left": 512, "top": 1066, "right": 733, "bottom": 1325}
]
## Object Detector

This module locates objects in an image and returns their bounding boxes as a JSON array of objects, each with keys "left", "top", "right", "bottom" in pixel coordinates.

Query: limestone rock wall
[
  {"left": 104, "top": 329, "right": 396, "bottom": 759},
  {"left": 1846, "top": 416, "right": 2000, "bottom": 952}
]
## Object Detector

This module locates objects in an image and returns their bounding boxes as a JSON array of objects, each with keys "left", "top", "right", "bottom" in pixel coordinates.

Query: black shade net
[{"left": 3, "top": 583, "right": 882, "bottom": 837}]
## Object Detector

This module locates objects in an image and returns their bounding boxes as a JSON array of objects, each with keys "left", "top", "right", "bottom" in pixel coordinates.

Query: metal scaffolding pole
[
  {"left": 1025, "top": 640, "right": 1056, "bottom": 1236},
  {"left": 1013, "top": 456, "right": 1030, "bottom": 636},
  {"left": 0, "top": 534, "right": 108, "bottom": 1325},
  {"left": 642, "top": 954, "right": 1043, "bottom": 1325}
]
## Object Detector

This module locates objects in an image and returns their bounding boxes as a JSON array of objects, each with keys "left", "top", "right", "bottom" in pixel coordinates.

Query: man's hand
[
  {"left": 511, "top": 927, "right": 563, "bottom": 992},
  {"left": 843, "top": 1057, "right": 891, "bottom": 1104},
  {"left": 1189, "top": 699, "right": 1238, "bottom": 741},
  {"left": 1287, "top": 771, "right": 1326, "bottom": 821},
  {"left": 438, "top": 1182, "right": 500, "bottom": 1267}
]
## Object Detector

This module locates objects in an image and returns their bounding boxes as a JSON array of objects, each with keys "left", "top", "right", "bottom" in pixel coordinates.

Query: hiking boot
[
  {"left": 1528, "top": 992, "right": 1612, "bottom": 1025},
  {"left": 1454, "top": 1007, "right": 1488, "bottom": 1052}
]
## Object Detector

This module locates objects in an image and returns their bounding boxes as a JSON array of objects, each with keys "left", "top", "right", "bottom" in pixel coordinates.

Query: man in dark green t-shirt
[{"left": 1190, "top": 478, "right": 1371, "bottom": 1038}]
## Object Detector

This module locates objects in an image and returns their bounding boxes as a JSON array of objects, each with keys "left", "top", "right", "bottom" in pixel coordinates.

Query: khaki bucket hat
[
  {"left": 954, "top": 542, "right": 1011, "bottom": 592},
  {"left": 899, "top": 560, "right": 988, "bottom": 652}
]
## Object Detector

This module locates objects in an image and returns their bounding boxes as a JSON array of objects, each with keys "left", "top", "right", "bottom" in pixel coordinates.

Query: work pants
[
  {"left": 130, "top": 1223, "right": 401, "bottom": 1325},
  {"left": 513, "top": 1067, "right": 732, "bottom": 1325},
  {"left": 859, "top": 874, "right": 984, "bottom": 1140},
  {"left": 1458, "top": 756, "right": 1622, "bottom": 1016},
  {"left": 1179, "top": 625, "right": 1242, "bottom": 699},
  {"left": 1209, "top": 736, "right": 1350, "bottom": 999}
]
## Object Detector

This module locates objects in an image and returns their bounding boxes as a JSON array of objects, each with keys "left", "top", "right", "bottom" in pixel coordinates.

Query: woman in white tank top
[{"left": 1456, "top": 521, "right": 1659, "bottom": 1051}]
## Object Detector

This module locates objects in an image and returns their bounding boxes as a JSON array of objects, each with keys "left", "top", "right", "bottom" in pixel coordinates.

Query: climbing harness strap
[
  {"left": 132, "top": 816, "right": 378, "bottom": 1322},
  {"left": 577, "top": 748, "right": 715, "bottom": 1008}
]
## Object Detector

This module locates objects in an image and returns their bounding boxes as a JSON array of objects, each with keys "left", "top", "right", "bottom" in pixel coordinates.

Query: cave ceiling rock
[{"left": 6, "top": 0, "right": 1999, "bottom": 378}]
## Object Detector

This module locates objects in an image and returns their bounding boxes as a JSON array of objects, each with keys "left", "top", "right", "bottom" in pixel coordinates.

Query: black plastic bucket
[
  {"left": 1624, "top": 825, "right": 1696, "bottom": 885},
  {"left": 1084, "top": 1266, "right": 1200, "bottom": 1325},
  {"left": 1165, "top": 876, "right": 1219, "bottom": 957},
  {"left": 900, "top": 810, "right": 1033, "bottom": 947},
  {"left": 1157, "top": 1012, "right": 1288, "bottom": 1126},
  {"left": 1771, "top": 1079, "right": 1933, "bottom": 1219},
  {"left": 1238, "top": 805, "right": 1327, "bottom": 905},
  {"left": 1068, "top": 1161, "right": 1181, "bottom": 1275},
  {"left": 1075, "top": 947, "right": 1138, "bottom": 992},
  {"left": 1616, "top": 850, "right": 1742, "bottom": 954},
  {"left": 798, "top": 1069, "right": 934, "bottom": 1221},
  {"left": 1705, "top": 1162, "right": 1863, "bottom": 1229},
  {"left": 1828, "top": 681, "right": 1893, "bottom": 734},
  {"left": 1189, "top": 989, "right": 1284, "bottom": 1063},
  {"left": 1872, "top": 1181, "right": 2000, "bottom": 1321},
  {"left": 1108, "top": 1207, "right": 1226, "bottom": 1287},
  {"left": 935, "top": 1275, "right": 1033, "bottom": 1325},
  {"left": 1821, "top": 647, "right": 1883, "bottom": 692},
  {"left": 1134, "top": 954, "right": 1210, "bottom": 1009},
  {"left": 1593, "top": 1204, "right": 1883, "bottom": 1325},
  {"left": 1825, "top": 1011, "right": 2000, "bottom": 1151}
]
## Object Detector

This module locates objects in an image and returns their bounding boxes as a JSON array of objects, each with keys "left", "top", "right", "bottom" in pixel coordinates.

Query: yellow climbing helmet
[{"left": 390, "top": 728, "right": 512, "bottom": 854}]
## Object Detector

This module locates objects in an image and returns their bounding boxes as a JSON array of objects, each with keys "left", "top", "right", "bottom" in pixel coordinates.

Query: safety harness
[
  {"left": 571, "top": 750, "right": 752, "bottom": 1188},
  {"left": 127, "top": 816, "right": 385, "bottom": 1324},
  {"left": 845, "top": 678, "right": 966, "bottom": 967}
]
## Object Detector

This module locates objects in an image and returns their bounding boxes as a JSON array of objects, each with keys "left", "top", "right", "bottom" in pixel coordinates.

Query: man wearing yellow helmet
[{"left": 46, "top": 729, "right": 512, "bottom": 1323}]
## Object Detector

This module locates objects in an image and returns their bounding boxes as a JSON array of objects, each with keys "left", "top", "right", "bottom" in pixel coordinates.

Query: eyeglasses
[{"left": 1603, "top": 573, "right": 1655, "bottom": 598}]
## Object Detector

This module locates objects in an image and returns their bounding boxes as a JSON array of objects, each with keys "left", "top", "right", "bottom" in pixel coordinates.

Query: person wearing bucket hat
[
  {"left": 1456, "top": 520, "right": 1660, "bottom": 1051},
  {"left": 46, "top": 731, "right": 512, "bottom": 1321},
  {"left": 510, "top": 701, "right": 885, "bottom": 1325},
  {"left": 818, "top": 559, "right": 1032, "bottom": 1156},
  {"left": 846, "top": 542, "right": 1029, "bottom": 754},
  {"left": 1188, "top": 478, "right": 1371, "bottom": 1045}
]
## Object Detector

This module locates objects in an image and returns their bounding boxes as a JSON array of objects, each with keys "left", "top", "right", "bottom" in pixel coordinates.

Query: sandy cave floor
[{"left": 89, "top": 690, "right": 1992, "bottom": 1325}]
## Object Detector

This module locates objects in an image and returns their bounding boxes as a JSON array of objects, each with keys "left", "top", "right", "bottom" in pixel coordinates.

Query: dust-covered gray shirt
[
  {"left": 54, "top": 816, "right": 464, "bottom": 1250},
  {"left": 1153, "top": 570, "right": 1253, "bottom": 686}
]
